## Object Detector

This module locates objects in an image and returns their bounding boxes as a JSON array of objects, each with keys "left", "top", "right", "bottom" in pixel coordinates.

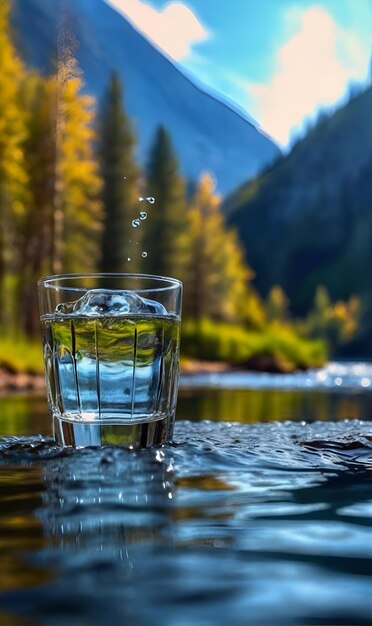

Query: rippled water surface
[
  {"left": 0, "top": 423, "right": 371, "bottom": 625},
  {"left": 0, "top": 366, "right": 371, "bottom": 625}
]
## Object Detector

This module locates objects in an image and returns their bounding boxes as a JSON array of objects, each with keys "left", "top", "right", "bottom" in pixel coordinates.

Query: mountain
[
  {"left": 10, "top": 0, "right": 279, "bottom": 196},
  {"left": 227, "top": 86, "right": 372, "bottom": 316}
]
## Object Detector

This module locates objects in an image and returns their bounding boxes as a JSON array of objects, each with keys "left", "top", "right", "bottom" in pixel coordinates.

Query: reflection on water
[
  {"left": 41, "top": 448, "right": 174, "bottom": 555},
  {"left": 0, "top": 419, "right": 371, "bottom": 625},
  {"left": 178, "top": 386, "right": 372, "bottom": 423},
  {"left": 0, "top": 377, "right": 371, "bottom": 441},
  {"left": 0, "top": 395, "right": 48, "bottom": 437},
  {"left": 178, "top": 361, "right": 372, "bottom": 423},
  {"left": 0, "top": 366, "right": 371, "bottom": 625}
]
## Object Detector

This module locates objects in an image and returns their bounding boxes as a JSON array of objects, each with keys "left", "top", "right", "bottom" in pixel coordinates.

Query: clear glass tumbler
[{"left": 38, "top": 273, "right": 182, "bottom": 448}]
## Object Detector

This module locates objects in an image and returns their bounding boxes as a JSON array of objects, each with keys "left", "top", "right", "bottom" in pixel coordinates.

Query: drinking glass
[{"left": 38, "top": 273, "right": 182, "bottom": 448}]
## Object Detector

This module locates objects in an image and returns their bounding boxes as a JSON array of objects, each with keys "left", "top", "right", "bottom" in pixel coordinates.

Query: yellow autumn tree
[
  {"left": 305, "top": 285, "right": 360, "bottom": 351},
  {"left": 53, "top": 58, "right": 103, "bottom": 274},
  {"left": 182, "top": 173, "right": 262, "bottom": 325},
  {"left": 0, "top": 0, "right": 29, "bottom": 329},
  {"left": 19, "top": 56, "right": 103, "bottom": 333},
  {"left": 266, "top": 285, "right": 289, "bottom": 322}
]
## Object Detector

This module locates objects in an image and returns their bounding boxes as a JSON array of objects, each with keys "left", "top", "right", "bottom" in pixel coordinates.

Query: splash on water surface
[{"left": 0, "top": 419, "right": 371, "bottom": 626}]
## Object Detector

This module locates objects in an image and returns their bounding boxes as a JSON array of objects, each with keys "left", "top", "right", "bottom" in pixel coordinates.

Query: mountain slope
[
  {"left": 227, "top": 86, "right": 372, "bottom": 312},
  {"left": 11, "top": 0, "right": 279, "bottom": 195}
]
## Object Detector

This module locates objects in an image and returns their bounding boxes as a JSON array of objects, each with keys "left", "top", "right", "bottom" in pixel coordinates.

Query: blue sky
[{"left": 105, "top": 0, "right": 371, "bottom": 147}]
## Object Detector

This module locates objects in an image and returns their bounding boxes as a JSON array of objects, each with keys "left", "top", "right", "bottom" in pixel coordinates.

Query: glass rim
[{"left": 37, "top": 272, "right": 183, "bottom": 293}]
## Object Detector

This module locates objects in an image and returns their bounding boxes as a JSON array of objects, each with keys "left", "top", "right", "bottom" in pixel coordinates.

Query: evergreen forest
[{"left": 0, "top": 0, "right": 360, "bottom": 374}]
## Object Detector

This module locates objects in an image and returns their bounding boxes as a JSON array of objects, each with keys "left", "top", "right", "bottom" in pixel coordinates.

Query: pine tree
[
  {"left": 99, "top": 73, "right": 140, "bottom": 272},
  {"left": 182, "top": 173, "right": 256, "bottom": 323},
  {"left": 143, "top": 126, "right": 187, "bottom": 278},
  {"left": 0, "top": 0, "right": 29, "bottom": 329},
  {"left": 21, "top": 74, "right": 56, "bottom": 270},
  {"left": 18, "top": 74, "right": 56, "bottom": 334}
]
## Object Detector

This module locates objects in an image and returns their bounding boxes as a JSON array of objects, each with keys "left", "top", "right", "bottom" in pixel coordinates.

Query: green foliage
[
  {"left": 99, "top": 73, "right": 140, "bottom": 272},
  {"left": 0, "top": 335, "right": 43, "bottom": 374},
  {"left": 182, "top": 318, "right": 326, "bottom": 370}
]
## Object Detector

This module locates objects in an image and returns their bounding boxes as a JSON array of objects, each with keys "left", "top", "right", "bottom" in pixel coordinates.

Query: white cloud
[
  {"left": 105, "top": 0, "right": 209, "bottom": 60},
  {"left": 246, "top": 6, "right": 370, "bottom": 146}
]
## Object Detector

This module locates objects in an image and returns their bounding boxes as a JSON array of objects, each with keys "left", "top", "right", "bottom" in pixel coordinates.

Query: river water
[{"left": 0, "top": 362, "right": 371, "bottom": 625}]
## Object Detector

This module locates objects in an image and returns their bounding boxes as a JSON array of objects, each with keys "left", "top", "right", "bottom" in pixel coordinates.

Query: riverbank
[
  {"left": 0, "top": 368, "right": 45, "bottom": 393},
  {"left": 0, "top": 320, "right": 327, "bottom": 393},
  {"left": 0, "top": 362, "right": 231, "bottom": 393},
  {"left": 0, "top": 355, "right": 305, "bottom": 393}
]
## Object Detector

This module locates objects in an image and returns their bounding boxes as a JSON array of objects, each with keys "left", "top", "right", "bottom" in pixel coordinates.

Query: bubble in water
[
  {"left": 132, "top": 219, "right": 140, "bottom": 228},
  {"left": 146, "top": 197, "right": 155, "bottom": 204},
  {"left": 138, "top": 197, "right": 144, "bottom": 202},
  {"left": 142, "top": 251, "right": 147, "bottom": 258},
  {"left": 127, "top": 257, "right": 131, "bottom": 262},
  {"left": 139, "top": 211, "right": 147, "bottom": 220}
]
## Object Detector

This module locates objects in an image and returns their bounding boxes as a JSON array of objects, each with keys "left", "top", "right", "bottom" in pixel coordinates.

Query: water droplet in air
[
  {"left": 141, "top": 251, "right": 147, "bottom": 258},
  {"left": 132, "top": 219, "right": 140, "bottom": 228},
  {"left": 138, "top": 197, "right": 144, "bottom": 202},
  {"left": 139, "top": 211, "right": 147, "bottom": 220},
  {"left": 146, "top": 197, "right": 155, "bottom": 204}
]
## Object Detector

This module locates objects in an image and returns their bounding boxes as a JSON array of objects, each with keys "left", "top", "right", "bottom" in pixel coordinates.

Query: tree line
[
  {"left": 0, "top": 0, "right": 358, "bottom": 364},
  {"left": 0, "top": 1, "right": 260, "bottom": 334}
]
